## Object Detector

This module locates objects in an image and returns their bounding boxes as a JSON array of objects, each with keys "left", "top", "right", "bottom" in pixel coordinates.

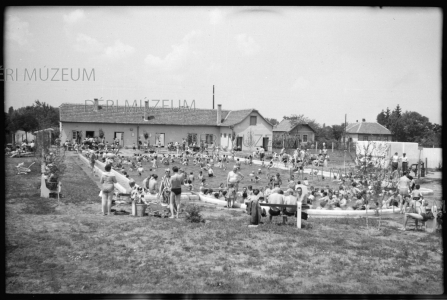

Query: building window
[
  {"left": 72, "top": 131, "right": 77, "bottom": 140},
  {"left": 205, "top": 134, "right": 214, "bottom": 144},
  {"left": 250, "top": 116, "right": 257, "bottom": 126},
  {"left": 86, "top": 131, "right": 95, "bottom": 138},
  {"left": 187, "top": 133, "right": 198, "bottom": 145},
  {"left": 303, "top": 135, "right": 308, "bottom": 142}
]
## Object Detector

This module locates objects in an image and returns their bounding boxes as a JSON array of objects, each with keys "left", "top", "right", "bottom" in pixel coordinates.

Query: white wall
[
  {"left": 233, "top": 112, "right": 273, "bottom": 152},
  {"left": 60, "top": 122, "right": 220, "bottom": 147},
  {"left": 14, "top": 130, "right": 36, "bottom": 143},
  {"left": 219, "top": 127, "right": 233, "bottom": 150},
  {"left": 421, "top": 148, "right": 442, "bottom": 169}
]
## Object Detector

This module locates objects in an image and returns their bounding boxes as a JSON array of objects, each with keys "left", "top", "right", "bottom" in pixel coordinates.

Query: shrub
[{"left": 185, "top": 204, "right": 205, "bottom": 223}]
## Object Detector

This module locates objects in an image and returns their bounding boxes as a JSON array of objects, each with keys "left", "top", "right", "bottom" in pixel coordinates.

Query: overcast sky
[{"left": 4, "top": 6, "right": 442, "bottom": 126}]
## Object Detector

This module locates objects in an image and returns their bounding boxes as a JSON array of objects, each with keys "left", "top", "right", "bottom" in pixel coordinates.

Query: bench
[
  {"left": 259, "top": 202, "right": 310, "bottom": 228},
  {"left": 40, "top": 174, "right": 61, "bottom": 201}
]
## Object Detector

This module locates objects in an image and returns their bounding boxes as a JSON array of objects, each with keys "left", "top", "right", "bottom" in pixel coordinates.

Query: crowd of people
[
  {"left": 6, "top": 140, "right": 35, "bottom": 157},
  {"left": 81, "top": 137, "right": 432, "bottom": 225}
]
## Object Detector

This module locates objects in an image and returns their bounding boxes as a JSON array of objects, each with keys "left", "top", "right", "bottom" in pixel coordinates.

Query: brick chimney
[
  {"left": 217, "top": 104, "right": 222, "bottom": 125},
  {"left": 144, "top": 100, "right": 149, "bottom": 121},
  {"left": 93, "top": 98, "right": 98, "bottom": 112}
]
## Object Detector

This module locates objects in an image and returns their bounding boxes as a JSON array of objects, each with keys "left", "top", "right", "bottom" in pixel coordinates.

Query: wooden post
[
  {"left": 332, "top": 142, "right": 334, "bottom": 152},
  {"left": 297, "top": 201, "right": 302, "bottom": 229},
  {"left": 418, "top": 148, "right": 422, "bottom": 179}
]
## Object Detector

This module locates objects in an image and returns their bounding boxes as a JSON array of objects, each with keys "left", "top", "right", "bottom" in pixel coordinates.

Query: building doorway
[
  {"left": 114, "top": 132, "right": 124, "bottom": 146},
  {"left": 86, "top": 131, "right": 95, "bottom": 138},
  {"left": 72, "top": 131, "right": 82, "bottom": 143},
  {"left": 263, "top": 137, "right": 269, "bottom": 151},
  {"left": 155, "top": 133, "right": 165, "bottom": 147},
  {"left": 236, "top": 136, "right": 243, "bottom": 150}
]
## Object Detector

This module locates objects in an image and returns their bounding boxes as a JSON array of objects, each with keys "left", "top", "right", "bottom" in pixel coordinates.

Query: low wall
[
  {"left": 79, "top": 154, "right": 129, "bottom": 193},
  {"left": 421, "top": 148, "right": 442, "bottom": 169}
]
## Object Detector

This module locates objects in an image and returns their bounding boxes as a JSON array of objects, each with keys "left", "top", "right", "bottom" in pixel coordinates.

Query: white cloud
[
  {"left": 144, "top": 30, "right": 201, "bottom": 72},
  {"left": 291, "top": 77, "right": 310, "bottom": 91},
  {"left": 209, "top": 8, "right": 224, "bottom": 25},
  {"left": 63, "top": 9, "right": 85, "bottom": 24},
  {"left": 104, "top": 40, "right": 135, "bottom": 59},
  {"left": 74, "top": 33, "right": 103, "bottom": 53},
  {"left": 6, "top": 15, "right": 31, "bottom": 46},
  {"left": 235, "top": 34, "right": 260, "bottom": 55}
]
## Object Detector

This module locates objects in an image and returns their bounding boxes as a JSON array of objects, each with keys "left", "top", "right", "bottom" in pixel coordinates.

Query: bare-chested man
[
  {"left": 170, "top": 166, "right": 184, "bottom": 219},
  {"left": 227, "top": 165, "right": 244, "bottom": 193}
]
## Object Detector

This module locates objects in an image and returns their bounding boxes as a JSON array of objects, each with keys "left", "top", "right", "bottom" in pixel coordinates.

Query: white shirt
[
  {"left": 392, "top": 155, "right": 399, "bottom": 163},
  {"left": 259, "top": 148, "right": 265, "bottom": 154},
  {"left": 400, "top": 156, "right": 408, "bottom": 163}
]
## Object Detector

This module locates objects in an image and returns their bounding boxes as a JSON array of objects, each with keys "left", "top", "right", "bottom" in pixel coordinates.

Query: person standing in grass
[
  {"left": 227, "top": 165, "right": 244, "bottom": 193},
  {"left": 247, "top": 189, "right": 262, "bottom": 225},
  {"left": 390, "top": 152, "right": 399, "bottom": 172},
  {"left": 398, "top": 171, "right": 411, "bottom": 198},
  {"left": 226, "top": 183, "right": 236, "bottom": 208},
  {"left": 169, "top": 166, "right": 184, "bottom": 219},
  {"left": 89, "top": 150, "right": 97, "bottom": 175},
  {"left": 100, "top": 164, "right": 117, "bottom": 216},
  {"left": 159, "top": 169, "right": 171, "bottom": 206}
]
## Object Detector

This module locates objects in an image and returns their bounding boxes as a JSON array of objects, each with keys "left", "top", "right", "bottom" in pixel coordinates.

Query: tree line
[
  {"left": 5, "top": 100, "right": 59, "bottom": 144},
  {"left": 376, "top": 104, "right": 441, "bottom": 147}
]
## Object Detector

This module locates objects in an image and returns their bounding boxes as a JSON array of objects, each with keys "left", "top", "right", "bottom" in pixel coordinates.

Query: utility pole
[
  {"left": 213, "top": 85, "right": 215, "bottom": 109},
  {"left": 343, "top": 114, "right": 347, "bottom": 146}
]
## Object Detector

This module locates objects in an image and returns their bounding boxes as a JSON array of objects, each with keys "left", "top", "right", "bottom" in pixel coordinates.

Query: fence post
[
  {"left": 297, "top": 201, "right": 302, "bottom": 229},
  {"left": 332, "top": 142, "right": 334, "bottom": 152}
]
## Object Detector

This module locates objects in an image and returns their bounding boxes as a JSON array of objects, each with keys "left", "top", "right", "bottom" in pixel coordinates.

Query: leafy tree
[
  {"left": 376, "top": 110, "right": 387, "bottom": 127},
  {"left": 384, "top": 107, "right": 391, "bottom": 127},
  {"left": 331, "top": 124, "right": 344, "bottom": 141},
  {"left": 392, "top": 104, "right": 402, "bottom": 118},
  {"left": 284, "top": 114, "right": 320, "bottom": 134},
  {"left": 265, "top": 118, "right": 279, "bottom": 126}
]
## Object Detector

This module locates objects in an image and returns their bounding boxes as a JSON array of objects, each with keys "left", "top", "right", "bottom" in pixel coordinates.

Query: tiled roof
[
  {"left": 273, "top": 119, "right": 315, "bottom": 132},
  {"left": 346, "top": 122, "right": 392, "bottom": 135},
  {"left": 221, "top": 109, "right": 254, "bottom": 126},
  {"left": 59, "top": 103, "right": 255, "bottom": 127}
]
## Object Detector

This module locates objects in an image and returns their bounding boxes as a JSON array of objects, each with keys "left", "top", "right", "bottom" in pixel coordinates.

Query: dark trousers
[
  {"left": 402, "top": 162, "right": 408, "bottom": 173},
  {"left": 392, "top": 162, "right": 398, "bottom": 171}
]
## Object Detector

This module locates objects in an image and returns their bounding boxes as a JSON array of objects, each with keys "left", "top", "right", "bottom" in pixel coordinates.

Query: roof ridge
[
  {"left": 61, "top": 103, "right": 232, "bottom": 112},
  {"left": 375, "top": 122, "right": 390, "bottom": 132}
]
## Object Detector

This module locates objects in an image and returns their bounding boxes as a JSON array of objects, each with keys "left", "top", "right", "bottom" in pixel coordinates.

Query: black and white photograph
[{"left": 4, "top": 6, "right": 443, "bottom": 294}]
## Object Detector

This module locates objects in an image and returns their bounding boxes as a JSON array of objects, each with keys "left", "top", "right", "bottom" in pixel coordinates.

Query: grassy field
[{"left": 5, "top": 155, "right": 444, "bottom": 294}]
